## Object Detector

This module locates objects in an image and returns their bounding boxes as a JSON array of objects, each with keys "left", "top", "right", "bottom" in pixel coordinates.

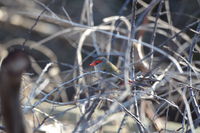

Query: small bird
[
  {"left": 90, "top": 57, "right": 121, "bottom": 75},
  {"left": 89, "top": 57, "right": 133, "bottom": 85}
]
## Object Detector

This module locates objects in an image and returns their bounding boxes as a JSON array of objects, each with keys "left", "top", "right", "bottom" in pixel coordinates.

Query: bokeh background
[{"left": 0, "top": 0, "right": 200, "bottom": 132}]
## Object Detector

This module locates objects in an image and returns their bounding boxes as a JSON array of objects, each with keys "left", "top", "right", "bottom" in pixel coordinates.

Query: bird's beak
[
  {"left": 89, "top": 61, "right": 96, "bottom": 66},
  {"left": 89, "top": 60, "right": 103, "bottom": 66}
]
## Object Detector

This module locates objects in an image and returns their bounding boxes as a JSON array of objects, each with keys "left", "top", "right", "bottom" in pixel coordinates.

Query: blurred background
[{"left": 0, "top": 0, "right": 200, "bottom": 132}]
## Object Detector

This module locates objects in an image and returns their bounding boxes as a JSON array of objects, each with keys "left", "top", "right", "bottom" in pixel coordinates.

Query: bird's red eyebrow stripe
[{"left": 89, "top": 60, "right": 103, "bottom": 66}]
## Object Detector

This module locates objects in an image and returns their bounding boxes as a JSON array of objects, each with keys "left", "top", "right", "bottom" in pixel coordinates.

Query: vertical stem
[
  {"left": 149, "top": 0, "right": 164, "bottom": 69},
  {"left": 0, "top": 51, "right": 30, "bottom": 133}
]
